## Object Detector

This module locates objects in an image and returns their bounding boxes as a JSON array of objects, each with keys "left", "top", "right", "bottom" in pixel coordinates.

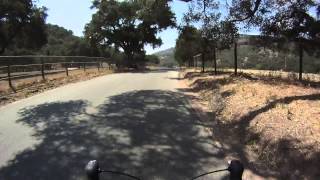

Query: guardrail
[{"left": 0, "top": 56, "right": 112, "bottom": 92}]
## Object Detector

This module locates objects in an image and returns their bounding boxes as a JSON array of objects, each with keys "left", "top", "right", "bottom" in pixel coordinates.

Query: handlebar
[
  {"left": 85, "top": 160, "right": 141, "bottom": 180},
  {"left": 85, "top": 159, "right": 243, "bottom": 180}
]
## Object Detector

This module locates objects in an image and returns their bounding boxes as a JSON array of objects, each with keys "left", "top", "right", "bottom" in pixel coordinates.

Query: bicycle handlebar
[{"left": 85, "top": 159, "right": 244, "bottom": 180}]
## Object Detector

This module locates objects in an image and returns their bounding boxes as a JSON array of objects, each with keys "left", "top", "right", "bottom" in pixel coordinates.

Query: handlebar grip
[
  {"left": 85, "top": 160, "right": 100, "bottom": 180},
  {"left": 228, "top": 160, "right": 244, "bottom": 180}
]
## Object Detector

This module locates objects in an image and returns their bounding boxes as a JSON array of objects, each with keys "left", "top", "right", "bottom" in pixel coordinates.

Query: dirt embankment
[
  {"left": 182, "top": 70, "right": 320, "bottom": 180},
  {"left": 0, "top": 68, "right": 113, "bottom": 107}
]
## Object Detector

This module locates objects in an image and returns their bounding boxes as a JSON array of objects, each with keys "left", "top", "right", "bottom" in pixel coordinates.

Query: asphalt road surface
[{"left": 0, "top": 70, "right": 227, "bottom": 180}]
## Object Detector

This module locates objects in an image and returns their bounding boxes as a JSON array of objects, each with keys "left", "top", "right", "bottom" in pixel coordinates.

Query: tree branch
[{"left": 231, "top": 0, "right": 262, "bottom": 22}]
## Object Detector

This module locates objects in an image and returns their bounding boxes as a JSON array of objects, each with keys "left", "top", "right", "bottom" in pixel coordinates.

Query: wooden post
[
  {"left": 7, "top": 65, "right": 15, "bottom": 92},
  {"left": 41, "top": 58, "right": 45, "bottom": 80},
  {"left": 65, "top": 63, "right": 69, "bottom": 76},
  {"left": 83, "top": 63, "right": 86, "bottom": 72},
  {"left": 234, "top": 41, "right": 238, "bottom": 75},
  {"left": 97, "top": 61, "right": 100, "bottom": 71},
  {"left": 213, "top": 47, "right": 217, "bottom": 75},
  {"left": 299, "top": 43, "right": 303, "bottom": 81}
]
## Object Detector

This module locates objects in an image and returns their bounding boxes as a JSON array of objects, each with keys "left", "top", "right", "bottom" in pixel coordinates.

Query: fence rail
[{"left": 0, "top": 56, "right": 112, "bottom": 92}]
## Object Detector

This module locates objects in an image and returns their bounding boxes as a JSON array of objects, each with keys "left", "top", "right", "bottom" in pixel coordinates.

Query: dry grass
[
  {"left": 204, "top": 68, "right": 320, "bottom": 82},
  {"left": 182, "top": 69, "right": 320, "bottom": 179},
  {"left": 0, "top": 68, "right": 113, "bottom": 106}
]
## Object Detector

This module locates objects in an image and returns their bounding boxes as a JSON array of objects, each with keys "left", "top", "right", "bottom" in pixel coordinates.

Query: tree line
[
  {"left": 1, "top": 0, "right": 319, "bottom": 75},
  {"left": 1, "top": 0, "right": 164, "bottom": 67},
  {"left": 175, "top": 34, "right": 320, "bottom": 73},
  {"left": 174, "top": 0, "right": 320, "bottom": 80}
]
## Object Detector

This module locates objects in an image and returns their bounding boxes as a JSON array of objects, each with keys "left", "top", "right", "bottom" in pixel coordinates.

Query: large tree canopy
[
  {"left": 85, "top": 0, "right": 176, "bottom": 67},
  {"left": 0, "top": 0, "right": 47, "bottom": 54},
  {"left": 229, "top": 0, "right": 320, "bottom": 79},
  {"left": 175, "top": 26, "right": 201, "bottom": 66},
  {"left": 182, "top": 0, "right": 238, "bottom": 73},
  {"left": 229, "top": 0, "right": 320, "bottom": 43},
  {"left": 182, "top": 0, "right": 319, "bottom": 76}
]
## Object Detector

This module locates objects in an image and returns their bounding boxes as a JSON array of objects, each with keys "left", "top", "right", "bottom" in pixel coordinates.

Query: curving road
[{"left": 0, "top": 70, "right": 227, "bottom": 180}]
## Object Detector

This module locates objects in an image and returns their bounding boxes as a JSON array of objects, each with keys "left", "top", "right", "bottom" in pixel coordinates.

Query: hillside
[
  {"left": 153, "top": 47, "right": 177, "bottom": 67},
  {"left": 217, "top": 43, "right": 320, "bottom": 74},
  {"left": 3, "top": 24, "right": 100, "bottom": 57},
  {"left": 158, "top": 35, "right": 320, "bottom": 73}
]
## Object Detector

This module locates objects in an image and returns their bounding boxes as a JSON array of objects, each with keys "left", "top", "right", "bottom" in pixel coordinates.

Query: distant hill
[
  {"left": 3, "top": 24, "right": 101, "bottom": 57},
  {"left": 217, "top": 35, "right": 320, "bottom": 73},
  {"left": 153, "top": 47, "right": 177, "bottom": 67},
  {"left": 153, "top": 35, "right": 320, "bottom": 73},
  {"left": 153, "top": 47, "right": 174, "bottom": 56}
]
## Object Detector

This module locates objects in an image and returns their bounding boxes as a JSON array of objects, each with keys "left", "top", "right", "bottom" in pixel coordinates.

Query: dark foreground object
[{"left": 85, "top": 160, "right": 244, "bottom": 180}]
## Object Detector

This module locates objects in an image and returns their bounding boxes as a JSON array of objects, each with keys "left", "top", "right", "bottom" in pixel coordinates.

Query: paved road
[{"left": 0, "top": 70, "right": 227, "bottom": 180}]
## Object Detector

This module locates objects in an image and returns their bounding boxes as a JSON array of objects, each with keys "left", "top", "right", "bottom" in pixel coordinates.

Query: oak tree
[
  {"left": 85, "top": 0, "right": 176, "bottom": 68},
  {"left": 0, "top": 0, "right": 47, "bottom": 54}
]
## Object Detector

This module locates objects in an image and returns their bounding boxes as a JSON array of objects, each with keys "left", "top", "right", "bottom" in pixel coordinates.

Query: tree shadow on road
[{"left": 0, "top": 90, "right": 227, "bottom": 180}]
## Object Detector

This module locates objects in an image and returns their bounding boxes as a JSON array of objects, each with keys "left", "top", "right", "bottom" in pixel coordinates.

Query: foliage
[
  {"left": 169, "top": 35, "right": 320, "bottom": 73},
  {"left": 0, "top": 0, "right": 47, "bottom": 54},
  {"left": 40, "top": 24, "right": 101, "bottom": 57},
  {"left": 218, "top": 43, "right": 320, "bottom": 73},
  {"left": 183, "top": 0, "right": 221, "bottom": 42},
  {"left": 182, "top": 0, "right": 239, "bottom": 73},
  {"left": 229, "top": 0, "right": 320, "bottom": 53},
  {"left": 85, "top": 0, "right": 176, "bottom": 67},
  {"left": 145, "top": 55, "right": 160, "bottom": 65},
  {"left": 3, "top": 24, "right": 116, "bottom": 58},
  {"left": 179, "top": 0, "right": 319, "bottom": 76},
  {"left": 174, "top": 26, "right": 201, "bottom": 65}
]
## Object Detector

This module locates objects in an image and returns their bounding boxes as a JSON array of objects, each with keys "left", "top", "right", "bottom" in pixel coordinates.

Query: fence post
[
  {"left": 83, "top": 63, "right": 86, "bottom": 72},
  {"left": 97, "top": 61, "right": 100, "bottom": 71},
  {"left": 41, "top": 58, "right": 45, "bottom": 80},
  {"left": 7, "top": 65, "right": 15, "bottom": 92},
  {"left": 299, "top": 42, "right": 303, "bottom": 81},
  {"left": 234, "top": 41, "right": 238, "bottom": 75},
  {"left": 65, "top": 63, "right": 69, "bottom": 76}
]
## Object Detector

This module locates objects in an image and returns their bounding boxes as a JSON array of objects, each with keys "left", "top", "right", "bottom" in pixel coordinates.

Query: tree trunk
[
  {"left": 213, "top": 47, "right": 217, "bottom": 75},
  {"left": 201, "top": 53, "right": 205, "bottom": 73},
  {"left": 234, "top": 42, "right": 238, "bottom": 75},
  {"left": 124, "top": 51, "right": 134, "bottom": 69},
  {"left": 299, "top": 44, "right": 303, "bottom": 81}
]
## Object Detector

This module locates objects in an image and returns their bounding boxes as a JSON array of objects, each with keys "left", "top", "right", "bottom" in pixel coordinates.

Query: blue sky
[
  {"left": 36, "top": 0, "right": 94, "bottom": 37},
  {"left": 36, "top": 0, "right": 258, "bottom": 54}
]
